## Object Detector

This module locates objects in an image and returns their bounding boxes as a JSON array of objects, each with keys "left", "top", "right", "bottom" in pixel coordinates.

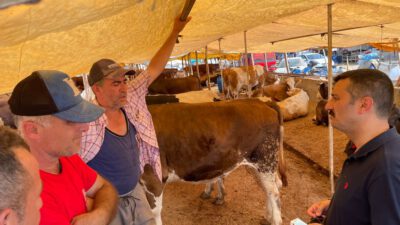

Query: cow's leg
[
  {"left": 257, "top": 171, "right": 282, "bottom": 225},
  {"left": 213, "top": 177, "right": 226, "bottom": 205},
  {"left": 141, "top": 165, "right": 165, "bottom": 225},
  {"left": 152, "top": 192, "right": 164, "bottom": 225},
  {"left": 200, "top": 182, "right": 213, "bottom": 199}
]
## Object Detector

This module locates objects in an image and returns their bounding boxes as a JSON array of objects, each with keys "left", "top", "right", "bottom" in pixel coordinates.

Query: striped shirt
[{"left": 79, "top": 70, "right": 161, "bottom": 181}]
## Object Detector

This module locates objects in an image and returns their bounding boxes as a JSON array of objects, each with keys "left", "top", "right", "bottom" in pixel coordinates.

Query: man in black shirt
[{"left": 307, "top": 69, "right": 400, "bottom": 225}]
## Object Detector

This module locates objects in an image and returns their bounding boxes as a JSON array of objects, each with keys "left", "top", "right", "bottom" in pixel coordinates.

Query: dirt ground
[{"left": 283, "top": 110, "right": 349, "bottom": 177}]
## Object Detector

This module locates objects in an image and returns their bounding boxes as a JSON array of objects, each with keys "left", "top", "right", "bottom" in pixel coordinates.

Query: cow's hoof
[
  {"left": 200, "top": 192, "right": 211, "bottom": 199},
  {"left": 260, "top": 218, "right": 271, "bottom": 225},
  {"left": 212, "top": 198, "right": 224, "bottom": 205}
]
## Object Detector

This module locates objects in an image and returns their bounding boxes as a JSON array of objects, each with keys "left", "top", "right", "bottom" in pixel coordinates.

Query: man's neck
[
  {"left": 104, "top": 107, "right": 127, "bottom": 135},
  {"left": 30, "top": 146, "right": 61, "bottom": 174},
  {"left": 349, "top": 119, "right": 389, "bottom": 152}
]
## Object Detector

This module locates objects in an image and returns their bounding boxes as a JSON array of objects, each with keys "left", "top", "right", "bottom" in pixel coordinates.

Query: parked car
[
  {"left": 299, "top": 53, "right": 334, "bottom": 67},
  {"left": 243, "top": 52, "right": 277, "bottom": 71},
  {"left": 274, "top": 57, "right": 307, "bottom": 74},
  {"left": 357, "top": 52, "right": 379, "bottom": 69}
]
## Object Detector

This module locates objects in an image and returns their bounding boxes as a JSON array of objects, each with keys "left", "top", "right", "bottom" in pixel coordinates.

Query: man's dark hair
[
  {"left": 334, "top": 69, "right": 394, "bottom": 118},
  {"left": 0, "top": 126, "right": 31, "bottom": 221}
]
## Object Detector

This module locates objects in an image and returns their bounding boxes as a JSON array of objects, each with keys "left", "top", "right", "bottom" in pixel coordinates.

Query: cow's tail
[{"left": 266, "top": 101, "right": 288, "bottom": 187}]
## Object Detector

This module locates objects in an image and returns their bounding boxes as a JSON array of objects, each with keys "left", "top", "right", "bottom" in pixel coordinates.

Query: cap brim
[
  {"left": 54, "top": 100, "right": 104, "bottom": 123},
  {"left": 107, "top": 68, "right": 135, "bottom": 78}
]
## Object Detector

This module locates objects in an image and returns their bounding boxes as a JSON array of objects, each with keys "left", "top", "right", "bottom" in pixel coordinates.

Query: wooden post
[
  {"left": 264, "top": 52, "right": 269, "bottom": 72},
  {"left": 195, "top": 51, "right": 200, "bottom": 78},
  {"left": 244, "top": 30, "right": 250, "bottom": 97},
  {"left": 188, "top": 53, "right": 193, "bottom": 76},
  {"left": 218, "top": 38, "right": 224, "bottom": 94},
  {"left": 205, "top": 46, "right": 210, "bottom": 90},
  {"left": 284, "top": 53, "right": 290, "bottom": 74},
  {"left": 327, "top": 3, "right": 335, "bottom": 195}
]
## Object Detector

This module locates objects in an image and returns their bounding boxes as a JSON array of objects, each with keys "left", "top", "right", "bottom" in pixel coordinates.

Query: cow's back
[{"left": 149, "top": 76, "right": 201, "bottom": 94}]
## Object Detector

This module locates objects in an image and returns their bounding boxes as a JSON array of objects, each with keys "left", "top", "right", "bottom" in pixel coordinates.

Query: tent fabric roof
[{"left": 1, "top": 0, "right": 400, "bottom": 94}]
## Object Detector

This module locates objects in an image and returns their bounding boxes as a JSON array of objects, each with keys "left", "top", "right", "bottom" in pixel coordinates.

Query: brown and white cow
[
  {"left": 144, "top": 99, "right": 287, "bottom": 225},
  {"left": 222, "top": 65, "right": 264, "bottom": 99},
  {"left": 148, "top": 76, "right": 202, "bottom": 94},
  {"left": 253, "top": 77, "right": 297, "bottom": 101}
]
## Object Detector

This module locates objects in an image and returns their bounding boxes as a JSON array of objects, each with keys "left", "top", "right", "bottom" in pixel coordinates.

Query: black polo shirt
[{"left": 325, "top": 128, "right": 400, "bottom": 225}]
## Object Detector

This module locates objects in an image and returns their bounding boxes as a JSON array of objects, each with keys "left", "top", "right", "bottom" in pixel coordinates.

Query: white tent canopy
[{"left": 1, "top": 0, "right": 400, "bottom": 93}]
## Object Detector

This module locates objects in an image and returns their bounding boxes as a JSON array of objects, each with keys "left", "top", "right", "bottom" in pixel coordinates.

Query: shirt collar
[{"left": 348, "top": 128, "right": 398, "bottom": 160}]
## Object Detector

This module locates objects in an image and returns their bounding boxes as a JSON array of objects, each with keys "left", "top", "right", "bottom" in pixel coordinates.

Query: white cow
[{"left": 277, "top": 88, "right": 309, "bottom": 121}]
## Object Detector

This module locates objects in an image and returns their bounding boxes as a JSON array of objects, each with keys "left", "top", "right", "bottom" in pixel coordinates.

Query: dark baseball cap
[
  {"left": 88, "top": 58, "right": 135, "bottom": 86},
  {"left": 8, "top": 70, "right": 104, "bottom": 123}
]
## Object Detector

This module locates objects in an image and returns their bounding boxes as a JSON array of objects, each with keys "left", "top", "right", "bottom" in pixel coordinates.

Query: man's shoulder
[{"left": 59, "top": 154, "right": 89, "bottom": 170}]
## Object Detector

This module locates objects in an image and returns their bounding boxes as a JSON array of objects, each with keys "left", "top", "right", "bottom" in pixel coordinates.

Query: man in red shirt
[{"left": 9, "top": 70, "right": 118, "bottom": 225}]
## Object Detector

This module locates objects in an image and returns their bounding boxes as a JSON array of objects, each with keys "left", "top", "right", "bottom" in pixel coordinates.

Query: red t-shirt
[{"left": 39, "top": 154, "right": 97, "bottom": 225}]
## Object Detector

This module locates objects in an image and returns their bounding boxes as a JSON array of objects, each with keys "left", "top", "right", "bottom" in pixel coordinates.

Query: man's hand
[
  {"left": 307, "top": 199, "right": 331, "bottom": 218},
  {"left": 72, "top": 175, "right": 118, "bottom": 225},
  {"left": 71, "top": 209, "right": 108, "bottom": 225}
]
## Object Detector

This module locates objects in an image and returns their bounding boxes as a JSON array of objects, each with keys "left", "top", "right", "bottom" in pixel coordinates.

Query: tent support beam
[
  {"left": 244, "top": 30, "right": 250, "bottom": 97},
  {"left": 271, "top": 22, "right": 387, "bottom": 44},
  {"left": 327, "top": 3, "right": 335, "bottom": 195},
  {"left": 195, "top": 51, "right": 200, "bottom": 78},
  {"left": 218, "top": 38, "right": 224, "bottom": 93},
  {"left": 205, "top": 45, "right": 210, "bottom": 90}
]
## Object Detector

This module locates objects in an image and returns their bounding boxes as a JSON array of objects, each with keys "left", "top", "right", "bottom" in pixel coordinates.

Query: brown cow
[
  {"left": 184, "top": 64, "right": 220, "bottom": 86},
  {"left": 159, "top": 68, "right": 178, "bottom": 79},
  {"left": 148, "top": 76, "right": 201, "bottom": 94},
  {"left": 314, "top": 82, "right": 329, "bottom": 126},
  {"left": 143, "top": 99, "right": 286, "bottom": 225}
]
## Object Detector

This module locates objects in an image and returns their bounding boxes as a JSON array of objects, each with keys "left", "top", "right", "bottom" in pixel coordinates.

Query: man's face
[
  {"left": 94, "top": 75, "right": 128, "bottom": 109},
  {"left": 15, "top": 147, "right": 42, "bottom": 225},
  {"left": 38, "top": 116, "right": 89, "bottom": 157},
  {"left": 325, "top": 79, "right": 360, "bottom": 133}
]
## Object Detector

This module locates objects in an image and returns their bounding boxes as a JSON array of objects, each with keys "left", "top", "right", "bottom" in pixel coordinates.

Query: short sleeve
[{"left": 70, "top": 154, "right": 98, "bottom": 191}]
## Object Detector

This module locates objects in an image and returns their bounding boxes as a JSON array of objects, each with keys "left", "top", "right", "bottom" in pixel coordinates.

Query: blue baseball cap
[{"left": 9, "top": 70, "right": 104, "bottom": 123}]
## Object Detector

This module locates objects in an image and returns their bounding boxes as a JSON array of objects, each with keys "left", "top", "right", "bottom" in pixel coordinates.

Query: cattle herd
[{"left": 1, "top": 66, "right": 400, "bottom": 225}]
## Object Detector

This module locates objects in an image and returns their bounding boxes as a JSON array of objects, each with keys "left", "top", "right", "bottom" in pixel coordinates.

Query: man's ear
[
  {"left": 91, "top": 84, "right": 100, "bottom": 94},
  {"left": 21, "top": 121, "right": 41, "bottom": 140},
  {"left": 359, "top": 96, "right": 373, "bottom": 114},
  {"left": 0, "top": 208, "right": 13, "bottom": 225}
]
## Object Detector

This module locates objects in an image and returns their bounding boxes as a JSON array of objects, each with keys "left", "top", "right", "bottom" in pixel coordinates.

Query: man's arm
[
  {"left": 71, "top": 175, "right": 118, "bottom": 225},
  {"left": 147, "top": 16, "right": 191, "bottom": 85}
]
